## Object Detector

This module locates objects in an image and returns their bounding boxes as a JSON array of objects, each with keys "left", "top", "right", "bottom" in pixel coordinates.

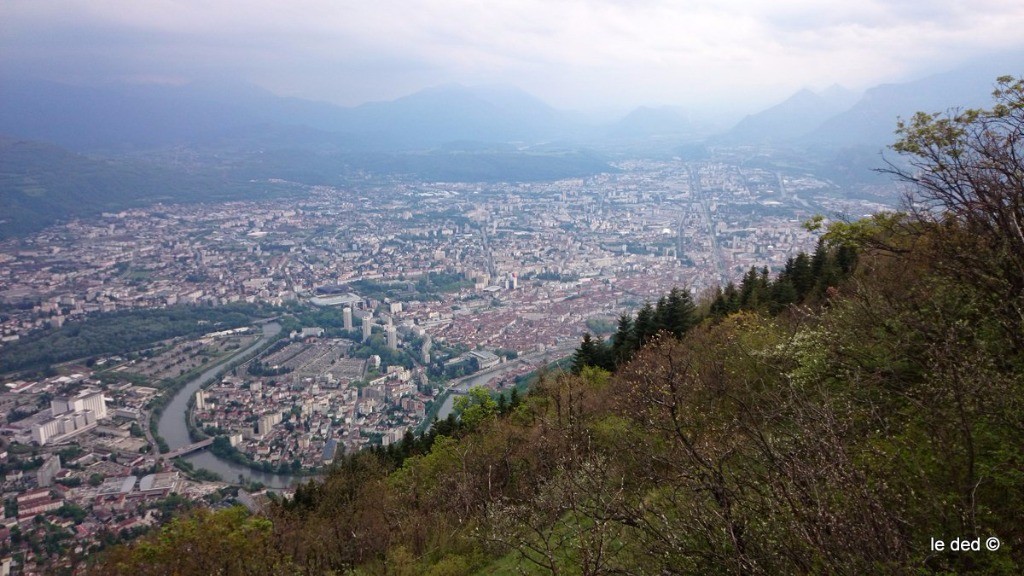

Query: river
[
  {"left": 435, "top": 341, "right": 578, "bottom": 419},
  {"left": 157, "top": 326, "right": 565, "bottom": 488},
  {"left": 156, "top": 321, "right": 302, "bottom": 489},
  {"left": 436, "top": 359, "right": 531, "bottom": 419}
]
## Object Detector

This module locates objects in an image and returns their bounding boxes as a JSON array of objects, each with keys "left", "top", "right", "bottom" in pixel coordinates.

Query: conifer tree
[
  {"left": 722, "top": 282, "right": 740, "bottom": 313},
  {"left": 739, "top": 266, "right": 765, "bottom": 308},
  {"left": 810, "top": 241, "right": 828, "bottom": 279},
  {"left": 592, "top": 335, "right": 615, "bottom": 371},
  {"left": 710, "top": 286, "right": 727, "bottom": 319},
  {"left": 664, "top": 287, "right": 696, "bottom": 337},
  {"left": 836, "top": 244, "right": 857, "bottom": 274},
  {"left": 572, "top": 333, "right": 599, "bottom": 374},
  {"left": 768, "top": 279, "right": 797, "bottom": 313},
  {"left": 653, "top": 295, "right": 670, "bottom": 333},
  {"left": 610, "top": 312, "right": 636, "bottom": 365},
  {"left": 789, "top": 252, "right": 814, "bottom": 299},
  {"left": 634, "top": 302, "right": 657, "bottom": 346}
]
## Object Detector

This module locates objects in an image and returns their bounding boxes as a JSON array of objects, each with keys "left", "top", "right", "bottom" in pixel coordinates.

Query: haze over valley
[{"left": 2, "top": 2, "right": 1024, "bottom": 574}]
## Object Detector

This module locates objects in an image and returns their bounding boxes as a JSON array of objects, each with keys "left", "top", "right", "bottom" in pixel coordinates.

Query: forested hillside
[
  {"left": 88, "top": 79, "right": 1024, "bottom": 575},
  {"left": 0, "top": 138, "right": 308, "bottom": 239}
]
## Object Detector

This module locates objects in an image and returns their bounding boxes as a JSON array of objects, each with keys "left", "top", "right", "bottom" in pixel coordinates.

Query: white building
[
  {"left": 257, "top": 412, "right": 282, "bottom": 436},
  {"left": 386, "top": 324, "right": 398, "bottom": 350},
  {"left": 36, "top": 454, "right": 61, "bottom": 487},
  {"left": 422, "top": 335, "right": 432, "bottom": 364},
  {"left": 51, "top": 388, "right": 107, "bottom": 420},
  {"left": 32, "top": 389, "right": 107, "bottom": 445},
  {"left": 362, "top": 312, "right": 373, "bottom": 342},
  {"left": 32, "top": 410, "right": 98, "bottom": 445},
  {"left": 469, "top": 350, "right": 501, "bottom": 370}
]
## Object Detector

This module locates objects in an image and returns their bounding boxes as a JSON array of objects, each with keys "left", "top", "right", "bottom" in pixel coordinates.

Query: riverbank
[
  {"left": 151, "top": 325, "right": 275, "bottom": 450},
  {"left": 155, "top": 322, "right": 303, "bottom": 488}
]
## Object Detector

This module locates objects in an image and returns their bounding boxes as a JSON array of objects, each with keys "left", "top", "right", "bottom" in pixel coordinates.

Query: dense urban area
[{"left": 0, "top": 157, "right": 891, "bottom": 573}]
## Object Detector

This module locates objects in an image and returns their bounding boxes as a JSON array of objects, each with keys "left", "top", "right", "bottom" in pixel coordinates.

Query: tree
[
  {"left": 571, "top": 333, "right": 599, "bottom": 374},
  {"left": 710, "top": 282, "right": 740, "bottom": 319},
  {"left": 787, "top": 252, "right": 814, "bottom": 300},
  {"left": 509, "top": 386, "right": 521, "bottom": 410},
  {"left": 610, "top": 312, "right": 636, "bottom": 365},
  {"left": 634, "top": 302, "right": 657, "bottom": 346},
  {"left": 653, "top": 295, "right": 671, "bottom": 334},
  {"left": 663, "top": 287, "right": 697, "bottom": 338},
  {"left": 454, "top": 387, "right": 498, "bottom": 430},
  {"left": 739, "top": 266, "right": 768, "bottom": 309},
  {"left": 768, "top": 278, "right": 797, "bottom": 313},
  {"left": 89, "top": 506, "right": 289, "bottom": 575},
  {"left": 888, "top": 75, "right": 1024, "bottom": 348}
]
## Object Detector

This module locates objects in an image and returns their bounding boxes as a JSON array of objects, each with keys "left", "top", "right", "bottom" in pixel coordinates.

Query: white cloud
[{"left": 3, "top": 0, "right": 1024, "bottom": 112}]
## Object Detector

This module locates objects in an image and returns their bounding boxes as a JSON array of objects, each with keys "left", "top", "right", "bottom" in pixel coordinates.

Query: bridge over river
[{"left": 162, "top": 437, "right": 213, "bottom": 459}]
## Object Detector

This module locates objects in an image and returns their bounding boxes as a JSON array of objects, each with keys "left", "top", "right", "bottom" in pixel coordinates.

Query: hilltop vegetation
[{"left": 88, "top": 80, "right": 1024, "bottom": 574}]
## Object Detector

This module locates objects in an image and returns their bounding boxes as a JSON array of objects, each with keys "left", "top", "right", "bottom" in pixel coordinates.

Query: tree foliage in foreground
[
  {"left": 887, "top": 74, "right": 1024, "bottom": 350},
  {"left": 96, "top": 507, "right": 289, "bottom": 576}
]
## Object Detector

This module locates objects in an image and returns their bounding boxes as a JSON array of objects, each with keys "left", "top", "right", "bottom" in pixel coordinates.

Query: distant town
[{"left": 0, "top": 157, "right": 892, "bottom": 572}]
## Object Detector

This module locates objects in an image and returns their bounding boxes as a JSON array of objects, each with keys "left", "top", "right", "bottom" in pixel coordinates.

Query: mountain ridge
[
  {"left": 719, "top": 85, "right": 859, "bottom": 145},
  {"left": 4, "top": 52, "right": 1024, "bottom": 153}
]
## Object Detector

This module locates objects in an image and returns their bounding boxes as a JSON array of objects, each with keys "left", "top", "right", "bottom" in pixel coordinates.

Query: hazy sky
[{"left": 4, "top": 0, "right": 1024, "bottom": 114}]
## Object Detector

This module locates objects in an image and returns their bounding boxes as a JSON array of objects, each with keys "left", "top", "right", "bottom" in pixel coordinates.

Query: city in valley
[{"left": 0, "top": 157, "right": 891, "bottom": 571}]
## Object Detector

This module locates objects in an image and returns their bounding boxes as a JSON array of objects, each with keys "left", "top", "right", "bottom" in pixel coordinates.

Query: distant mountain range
[
  {"left": 0, "top": 79, "right": 586, "bottom": 152},
  {"left": 803, "top": 59, "right": 1016, "bottom": 148},
  {"left": 719, "top": 85, "right": 860, "bottom": 145},
  {"left": 606, "top": 106, "right": 713, "bottom": 139},
  {"left": 0, "top": 77, "right": 729, "bottom": 154},
  {"left": 0, "top": 80, "right": 628, "bottom": 238},
  {"left": 722, "top": 51, "right": 1023, "bottom": 149},
  {"left": 4, "top": 52, "right": 1022, "bottom": 156},
  {"left": 1, "top": 52, "right": 1022, "bottom": 238}
]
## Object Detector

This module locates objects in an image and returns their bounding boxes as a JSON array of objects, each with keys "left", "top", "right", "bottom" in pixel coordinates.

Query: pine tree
[
  {"left": 836, "top": 244, "right": 857, "bottom": 274},
  {"left": 634, "top": 302, "right": 657, "bottom": 346},
  {"left": 739, "top": 266, "right": 766, "bottom": 308},
  {"left": 789, "top": 253, "right": 814, "bottom": 299},
  {"left": 611, "top": 312, "right": 636, "bottom": 365},
  {"left": 594, "top": 335, "right": 615, "bottom": 371},
  {"left": 810, "top": 241, "right": 828, "bottom": 280},
  {"left": 768, "top": 278, "right": 797, "bottom": 313},
  {"left": 665, "top": 287, "right": 697, "bottom": 337},
  {"left": 710, "top": 286, "right": 728, "bottom": 319},
  {"left": 722, "top": 282, "right": 740, "bottom": 313},
  {"left": 572, "top": 333, "right": 599, "bottom": 374},
  {"left": 812, "top": 245, "right": 841, "bottom": 299},
  {"left": 653, "top": 295, "right": 670, "bottom": 334},
  {"left": 400, "top": 429, "right": 415, "bottom": 458}
]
